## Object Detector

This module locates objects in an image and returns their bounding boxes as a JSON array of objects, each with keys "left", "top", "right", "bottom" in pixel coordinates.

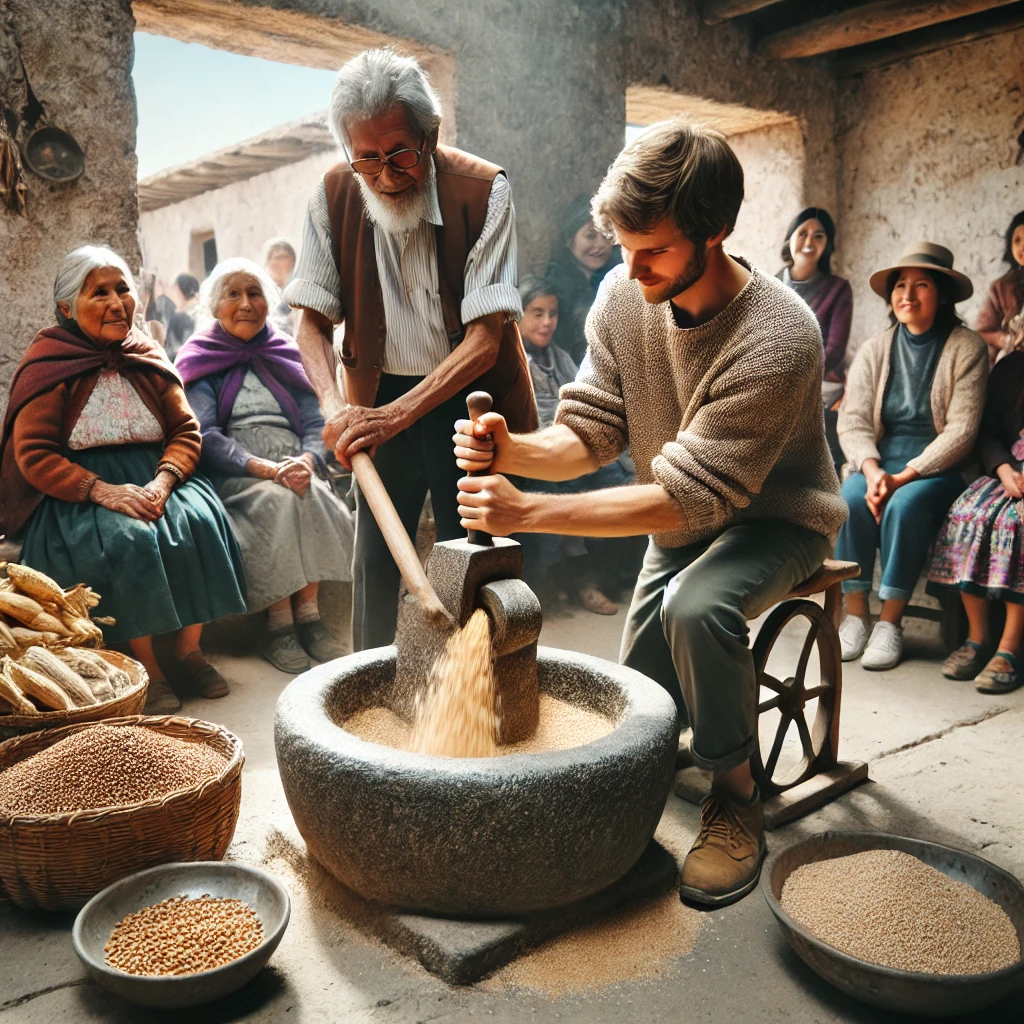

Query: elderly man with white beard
[{"left": 285, "top": 48, "right": 537, "bottom": 651}]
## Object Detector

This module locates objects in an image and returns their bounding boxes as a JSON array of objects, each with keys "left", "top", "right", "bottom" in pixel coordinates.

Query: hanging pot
[{"left": 16, "top": 54, "right": 84, "bottom": 183}]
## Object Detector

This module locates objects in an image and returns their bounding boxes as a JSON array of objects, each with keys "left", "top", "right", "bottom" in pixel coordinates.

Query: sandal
[
  {"left": 177, "top": 651, "right": 230, "bottom": 699},
  {"left": 260, "top": 624, "right": 311, "bottom": 675},
  {"left": 942, "top": 640, "right": 991, "bottom": 681},
  {"left": 578, "top": 584, "right": 619, "bottom": 616},
  {"left": 974, "top": 651, "right": 1022, "bottom": 694}
]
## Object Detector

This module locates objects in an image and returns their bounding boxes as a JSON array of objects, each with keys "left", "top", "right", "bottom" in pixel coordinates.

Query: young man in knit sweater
[{"left": 454, "top": 120, "right": 847, "bottom": 906}]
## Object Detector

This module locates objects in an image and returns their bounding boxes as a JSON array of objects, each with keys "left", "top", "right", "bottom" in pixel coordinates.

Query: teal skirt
[{"left": 20, "top": 444, "right": 247, "bottom": 643}]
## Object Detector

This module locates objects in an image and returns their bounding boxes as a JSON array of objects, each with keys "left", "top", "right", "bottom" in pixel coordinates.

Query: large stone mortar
[{"left": 274, "top": 646, "right": 678, "bottom": 917}]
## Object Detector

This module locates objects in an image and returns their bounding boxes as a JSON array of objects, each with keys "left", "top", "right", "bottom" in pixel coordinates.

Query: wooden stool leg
[
  {"left": 824, "top": 579, "right": 843, "bottom": 631},
  {"left": 823, "top": 582, "right": 843, "bottom": 765}
]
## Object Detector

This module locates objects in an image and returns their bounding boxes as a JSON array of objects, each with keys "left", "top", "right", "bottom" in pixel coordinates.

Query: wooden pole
[
  {"left": 700, "top": 0, "right": 786, "bottom": 25},
  {"left": 758, "top": 0, "right": 1017, "bottom": 59},
  {"left": 465, "top": 391, "right": 495, "bottom": 548}
]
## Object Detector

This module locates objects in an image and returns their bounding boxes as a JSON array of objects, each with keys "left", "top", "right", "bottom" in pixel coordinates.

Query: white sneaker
[
  {"left": 839, "top": 615, "right": 870, "bottom": 661},
  {"left": 860, "top": 621, "right": 904, "bottom": 671}
]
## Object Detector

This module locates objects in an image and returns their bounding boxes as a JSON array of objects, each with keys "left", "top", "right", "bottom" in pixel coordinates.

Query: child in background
[{"left": 517, "top": 276, "right": 641, "bottom": 614}]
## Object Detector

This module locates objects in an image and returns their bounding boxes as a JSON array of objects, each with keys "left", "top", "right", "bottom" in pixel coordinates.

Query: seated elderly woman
[
  {"left": 836, "top": 242, "right": 988, "bottom": 672},
  {"left": 176, "top": 258, "right": 354, "bottom": 674},
  {"left": 0, "top": 246, "right": 247, "bottom": 714},
  {"left": 929, "top": 348, "right": 1024, "bottom": 694}
]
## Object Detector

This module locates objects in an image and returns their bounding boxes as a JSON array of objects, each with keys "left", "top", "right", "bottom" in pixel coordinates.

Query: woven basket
[
  {"left": 0, "top": 650, "right": 148, "bottom": 738},
  {"left": 0, "top": 715, "right": 243, "bottom": 910}
]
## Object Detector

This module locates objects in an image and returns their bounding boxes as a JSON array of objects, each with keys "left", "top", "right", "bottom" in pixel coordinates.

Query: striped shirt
[{"left": 283, "top": 170, "right": 522, "bottom": 376}]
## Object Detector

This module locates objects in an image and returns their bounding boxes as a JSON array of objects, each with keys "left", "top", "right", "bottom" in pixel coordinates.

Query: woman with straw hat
[{"left": 835, "top": 241, "right": 988, "bottom": 671}]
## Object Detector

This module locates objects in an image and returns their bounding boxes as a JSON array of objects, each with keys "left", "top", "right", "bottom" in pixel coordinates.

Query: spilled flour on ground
[{"left": 483, "top": 889, "right": 703, "bottom": 997}]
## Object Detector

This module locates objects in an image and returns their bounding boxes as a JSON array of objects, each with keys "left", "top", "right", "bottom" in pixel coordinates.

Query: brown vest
[{"left": 324, "top": 145, "right": 538, "bottom": 432}]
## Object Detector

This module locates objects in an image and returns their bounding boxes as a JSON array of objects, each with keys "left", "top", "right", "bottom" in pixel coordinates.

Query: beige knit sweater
[
  {"left": 837, "top": 325, "right": 988, "bottom": 477},
  {"left": 555, "top": 262, "right": 848, "bottom": 548}
]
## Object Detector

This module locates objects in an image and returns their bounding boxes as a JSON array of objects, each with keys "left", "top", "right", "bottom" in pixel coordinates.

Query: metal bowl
[
  {"left": 72, "top": 861, "right": 290, "bottom": 1009},
  {"left": 763, "top": 831, "right": 1024, "bottom": 1017}
]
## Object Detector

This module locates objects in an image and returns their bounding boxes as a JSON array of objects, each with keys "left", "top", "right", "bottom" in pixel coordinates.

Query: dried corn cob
[
  {"left": 19, "top": 647, "right": 97, "bottom": 706},
  {"left": 0, "top": 616, "right": 17, "bottom": 649},
  {"left": 9, "top": 627, "right": 62, "bottom": 648},
  {"left": 2, "top": 657, "right": 74, "bottom": 710},
  {"left": 57, "top": 648, "right": 128, "bottom": 695},
  {"left": 55, "top": 649, "right": 115, "bottom": 700},
  {"left": 1, "top": 563, "right": 67, "bottom": 608},
  {"left": 0, "top": 668, "right": 36, "bottom": 715},
  {"left": 0, "top": 592, "right": 71, "bottom": 636}
]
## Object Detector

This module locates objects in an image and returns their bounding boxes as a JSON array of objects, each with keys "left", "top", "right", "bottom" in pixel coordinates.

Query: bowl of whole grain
[
  {"left": 763, "top": 831, "right": 1024, "bottom": 1016},
  {"left": 0, "top": 717, "right": 243, "bottom": 909},
  {"left": 73, "top": 861, "right": 290, "bottom": 1008}
]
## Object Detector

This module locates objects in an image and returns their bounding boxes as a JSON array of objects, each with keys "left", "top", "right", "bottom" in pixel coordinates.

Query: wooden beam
[
  {"left": 837, "top": 4, "right": 1024, "bottom": 75},
  {"left": 759, "top": 0, "right": 1018, "bottom": 59},
  {"left": 700, "top": 0, "right": 786, "bottom": 25}
]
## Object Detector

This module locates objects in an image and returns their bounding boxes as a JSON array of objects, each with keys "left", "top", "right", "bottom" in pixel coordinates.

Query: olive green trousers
[{"left": 620, "top": 519, "right": 831, "bottom": 773}]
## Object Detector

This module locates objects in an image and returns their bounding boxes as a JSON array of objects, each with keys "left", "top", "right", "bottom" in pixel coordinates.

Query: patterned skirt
[{"left": 928, "top": 475, "right": 1024, "bottom": 604}]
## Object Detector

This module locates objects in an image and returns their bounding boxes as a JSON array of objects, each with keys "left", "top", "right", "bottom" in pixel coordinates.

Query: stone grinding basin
[{"left": 274, "top": 645, "right": 678, "bottom": 917}]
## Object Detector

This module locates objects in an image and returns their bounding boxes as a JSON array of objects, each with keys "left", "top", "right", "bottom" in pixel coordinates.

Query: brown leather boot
[{"left": 679, "top": 785, "right": 766, "bottom": 906}]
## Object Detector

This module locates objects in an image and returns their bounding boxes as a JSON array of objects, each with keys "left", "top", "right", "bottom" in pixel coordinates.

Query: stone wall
[
  {"left": 139, "top": 150, "right": 341, "bottom": 285},
  {"left": 0, "top": 0, "right": 138, "bottom": 406},
  {"left": 837, "top": 28, "right": 1024, "bottom": 352}
]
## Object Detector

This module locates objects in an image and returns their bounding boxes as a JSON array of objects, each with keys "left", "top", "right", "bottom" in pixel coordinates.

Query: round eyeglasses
[{"left": 349, "top": 144, "right": 424, "bottom": 177}]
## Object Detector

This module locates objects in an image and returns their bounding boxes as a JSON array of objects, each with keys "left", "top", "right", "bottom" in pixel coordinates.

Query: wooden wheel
[{"left": 751, "top": 599, "right": 840, "bottom": 799}]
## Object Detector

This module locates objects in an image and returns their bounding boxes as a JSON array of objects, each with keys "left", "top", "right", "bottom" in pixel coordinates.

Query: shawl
[
  {"left": 175, "top": 320, "right": 313, "bottom": 437},
  {"left": 0, "top": 325, "right": 181, "bottom": 536}
]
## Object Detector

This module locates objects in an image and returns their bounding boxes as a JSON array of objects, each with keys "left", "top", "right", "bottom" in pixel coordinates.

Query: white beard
[{"left": 355, "top": 157, "right": 435, "bottom": 237}]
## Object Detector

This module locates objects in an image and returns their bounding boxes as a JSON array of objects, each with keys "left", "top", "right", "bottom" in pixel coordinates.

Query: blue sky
[{"left": 132, "top": 33, "right": 338, "bottom": 178}]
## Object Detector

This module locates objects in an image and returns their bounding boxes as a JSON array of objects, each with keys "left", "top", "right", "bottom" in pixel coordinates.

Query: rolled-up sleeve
[
  {"left": 282, "top": 179, "right": 343, "bottom": 323},
  {"left": 461, "top": 174, "right": 523, "bottom": 324}
]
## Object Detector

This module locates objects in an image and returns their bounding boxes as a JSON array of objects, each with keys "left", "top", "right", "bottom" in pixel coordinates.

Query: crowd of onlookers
[{"left": 2, "top": 189, "right": 1021, "bottom": 714}]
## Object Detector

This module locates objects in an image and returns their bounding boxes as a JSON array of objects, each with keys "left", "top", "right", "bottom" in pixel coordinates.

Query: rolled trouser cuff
[
  {"left": 878, "top": 584, "right": 912, "bottom": 601},
  {"left": 842, "top": 579, "right": 872, "bottom": 593},
  {"left": 690, "top": 734, "right": 755, "bottom": 774}
]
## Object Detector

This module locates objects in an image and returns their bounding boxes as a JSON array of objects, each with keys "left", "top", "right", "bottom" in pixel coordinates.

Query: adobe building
[{"left": 1, "top": 0, "right": 1022, "bottom": 401}]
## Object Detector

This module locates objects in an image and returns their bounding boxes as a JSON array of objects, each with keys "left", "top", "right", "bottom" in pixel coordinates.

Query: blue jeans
[{"left": 836, "top": 464, "right": 965, "bottom": 601}]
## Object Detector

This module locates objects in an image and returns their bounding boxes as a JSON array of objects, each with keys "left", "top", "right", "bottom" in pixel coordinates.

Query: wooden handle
[
  {"left": 465, "top": 392, "right": 494, "bottom": 547},
  {"left": 350, "top": 451, "right": 451, "bottom": 625}
]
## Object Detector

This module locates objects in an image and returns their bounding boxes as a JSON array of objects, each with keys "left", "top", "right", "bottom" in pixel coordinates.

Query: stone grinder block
[{"left": 394, "top": 537, "right": 542, "bottom": 743}]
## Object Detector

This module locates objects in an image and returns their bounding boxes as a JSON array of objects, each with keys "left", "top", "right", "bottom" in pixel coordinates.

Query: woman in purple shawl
[{"left": 177, "top": 259, "right": 353, "bottom": 674}]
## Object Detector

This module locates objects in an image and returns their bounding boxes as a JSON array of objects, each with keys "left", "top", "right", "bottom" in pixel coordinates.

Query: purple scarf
[{"left": 175, "top": 320, "right": 314, "bottom": 437}]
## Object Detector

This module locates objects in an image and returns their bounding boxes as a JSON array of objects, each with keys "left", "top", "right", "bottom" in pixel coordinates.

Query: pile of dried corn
[
  {"left": 0, "top": 724, "right": 228, "bottom": 815},
  {"left": 105, "top": 895, "right": 264, "bottom": 976},
  {"left": 0, "top": 563, "right": 124, "bottom": 715},
  {"left": 0, "top": 563, "right": 111, "bottom": 652}
]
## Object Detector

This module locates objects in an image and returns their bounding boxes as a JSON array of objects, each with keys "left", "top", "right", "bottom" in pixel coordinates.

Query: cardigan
[{"left": 837, "top": 324, "right": 988, "bottom": 477}]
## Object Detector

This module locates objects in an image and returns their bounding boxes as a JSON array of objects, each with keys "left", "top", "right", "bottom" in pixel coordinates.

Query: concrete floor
[{"left": 2, "top": 586, "right": 1022, "bottom": 1023}]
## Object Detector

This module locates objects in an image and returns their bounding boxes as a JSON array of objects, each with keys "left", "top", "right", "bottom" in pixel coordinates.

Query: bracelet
[{"left": 157, "top": 462, "right": 186, "bottom": 485}]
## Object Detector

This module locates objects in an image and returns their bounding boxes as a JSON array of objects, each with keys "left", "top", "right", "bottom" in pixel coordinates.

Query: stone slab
[
  {"left": 380, "top": 840, "right": 678, "bottom": 986},
  {"left": 674, "top": 761, "right": 870, "bottom": 830}
]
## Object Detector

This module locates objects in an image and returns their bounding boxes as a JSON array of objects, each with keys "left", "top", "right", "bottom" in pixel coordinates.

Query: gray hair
[
  {"left": 198, "top": 257, "right": 281, "bottom": 322},
  {"left": 262, "top": 237, "right": 296, "bottom": 263},
  {"left": 329, "top": 48, "right": 442, "bottom": 149},
  {"left": 53, "top": 245, "right": 137, "bottom": 319}
]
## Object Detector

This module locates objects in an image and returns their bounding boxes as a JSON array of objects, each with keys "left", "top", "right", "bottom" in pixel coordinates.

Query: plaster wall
[
  {"left": 138, "top": 149, "right": 342, "bottom": 285},
  {"left": 0, "top": 0, "right": 139, "bottom": 406},
  {"left": 623, "top": 0, "right": 839, "bottom": 225},
  {"left": 727, "top": 121, "right": 804, "bottom": 275},
  {"left": 838, "top": 28, "right": 1024, "bottom": 351}
]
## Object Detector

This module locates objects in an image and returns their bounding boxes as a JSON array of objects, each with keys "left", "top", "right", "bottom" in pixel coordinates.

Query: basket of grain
[
  {"left": 0, "top": 716, "right": 243, "bottom": 910},
  {"left": 0, "top": 649, "right": 148, "bottom": 738}
]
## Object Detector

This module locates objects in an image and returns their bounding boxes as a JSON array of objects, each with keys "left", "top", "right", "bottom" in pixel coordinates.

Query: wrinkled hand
[
  {"left": 332, "top": 405, "right": 406, "bottom": 470},
  {"left": 457, "top": 474, "right": 532, "bottom": 537},
  {"left": 90, "top": 480, "right": 163, "bottom": 521},
  {"left": 274, "top": 454, "right": 314, "bottom": 497},
  {"left": 142, "top": 471, "right": 176, "bottom": 516},
  {"left": 453, "top": 412, "right": 510, "bottom": 473},
  {"left": 996, "top": 463, "right": 1024, "bottom": 500},
  {"left": 862, "top": 462, "right": 887, "bottom": 525}
]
